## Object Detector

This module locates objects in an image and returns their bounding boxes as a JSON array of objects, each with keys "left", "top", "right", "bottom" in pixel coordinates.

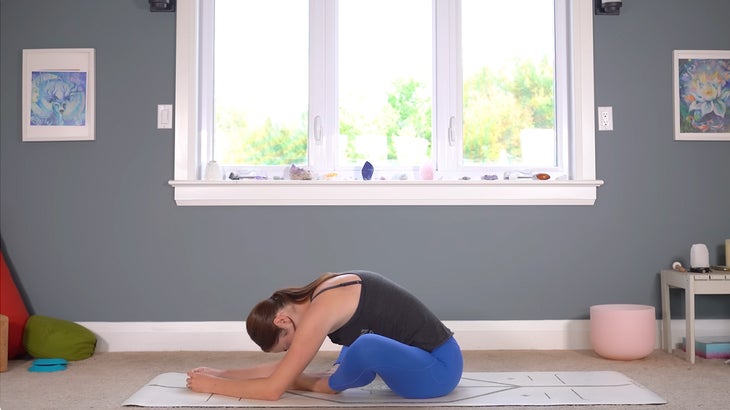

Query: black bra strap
[{"left": 310, "top": 280, "right": 363, "bottom": 301}]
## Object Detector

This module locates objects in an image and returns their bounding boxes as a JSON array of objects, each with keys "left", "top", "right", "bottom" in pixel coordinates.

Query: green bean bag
[{"left": 23, "top": 315, "right": 96, "bottom": 361}]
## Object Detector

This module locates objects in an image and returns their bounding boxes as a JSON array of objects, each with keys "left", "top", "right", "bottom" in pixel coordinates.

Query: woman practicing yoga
[{"left": 186, "top": 270, "right": 463, "bottom": 400}]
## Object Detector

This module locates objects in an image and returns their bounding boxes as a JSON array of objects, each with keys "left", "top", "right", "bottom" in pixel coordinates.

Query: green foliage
[
  {"left": 385, "top": 79, "right": 432, "bottom": 139},
  {"left": 215, "top": 58, "right": 553, "bottom": 166},
  {"left": 463, "top": 58, "right": 554, "bottom": 164},
  {"left": 338, "top": 108, "right": 374, "bottom": 162},
  {"left": 215, "top": 108, "right": 307, "bottom": 166},
  {"left": 384, "top": 79, "right": 432, "bottom": 159},
  {"left": 508, "top": 57, "right": 555, "bottom": 129}
]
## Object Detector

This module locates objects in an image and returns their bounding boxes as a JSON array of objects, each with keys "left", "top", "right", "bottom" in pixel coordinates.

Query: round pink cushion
[{"left": 590, "top": 304, "right": 655, "bottom": 360}]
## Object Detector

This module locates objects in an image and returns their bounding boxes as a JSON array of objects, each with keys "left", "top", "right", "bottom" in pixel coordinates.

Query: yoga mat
[{"left": 124, "top": 371, "right": 666, "bottom": 407}]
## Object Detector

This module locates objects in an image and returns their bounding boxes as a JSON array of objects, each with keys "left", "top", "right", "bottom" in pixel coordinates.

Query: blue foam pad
[
  {"left": 29, "top": 364, "right": 66, "bottom": 372},
  {"left": 29, "top": 358, "right": 68, "bottom": 372},
  {"left": 32, "top": 358, "right": 68, "bottom": 366}
]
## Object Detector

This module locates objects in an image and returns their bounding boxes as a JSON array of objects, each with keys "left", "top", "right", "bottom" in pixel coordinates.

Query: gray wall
[{"left": 1, "top": 0, "right": 728, "bottom": 322}]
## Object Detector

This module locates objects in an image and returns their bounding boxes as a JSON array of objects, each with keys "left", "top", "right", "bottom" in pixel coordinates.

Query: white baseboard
[{"left": 76, "top": 319, "right": 730, "bottom": 353}]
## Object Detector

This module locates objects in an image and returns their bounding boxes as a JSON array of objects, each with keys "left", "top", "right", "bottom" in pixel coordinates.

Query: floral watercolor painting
[
  {"left": 673, "top": 50, "right": 730, "bottom": 141},
  {"left": 30, "top": 71, "right": 87, "bottom": 126}
]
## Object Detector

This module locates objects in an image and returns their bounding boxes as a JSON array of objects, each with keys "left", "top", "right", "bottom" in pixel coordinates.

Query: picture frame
[
  {"left": 673, "top": 50, "right": 730, "bottom": 141},
  {"left": 22, "top": 48, "right": 95, "bottom": 142}
]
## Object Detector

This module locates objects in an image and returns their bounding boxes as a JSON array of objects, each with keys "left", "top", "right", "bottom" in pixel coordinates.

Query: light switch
[{"left": 157, "top": 104, "right": 173, "bottom": 129}]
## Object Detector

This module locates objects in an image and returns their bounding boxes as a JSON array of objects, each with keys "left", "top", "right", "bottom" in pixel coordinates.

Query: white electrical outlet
[{"left": 597, "top": 106, "right": 613, "bottom": 131}]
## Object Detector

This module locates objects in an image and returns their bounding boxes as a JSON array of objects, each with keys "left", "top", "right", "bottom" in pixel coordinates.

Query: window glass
[
  {"left": 214, "top": 0, "right": 309, "bottom": 166},
  {"left": 337, "top": 0, "right": 433, "bottom": 168},
  {"left": 212, "top": 0, "right": 561, "bottom": 177},
  {"left": 461, "top": 0, "right": 556, "bottom": 168}
]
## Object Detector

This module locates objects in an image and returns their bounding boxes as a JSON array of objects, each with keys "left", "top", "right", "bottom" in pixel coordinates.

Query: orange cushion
[{"left": 0, "top": 252, "right": 30, "bottom": 358}]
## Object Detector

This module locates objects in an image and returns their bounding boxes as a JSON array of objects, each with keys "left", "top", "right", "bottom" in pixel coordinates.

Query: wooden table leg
[
  {"left": 685, "top": 282, "right": 696, "bottom": 364},
  {"left": 660, "top": 277, "right": 672, "bottom": 353}
]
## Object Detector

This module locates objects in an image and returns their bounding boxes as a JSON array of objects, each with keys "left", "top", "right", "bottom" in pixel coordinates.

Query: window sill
[{"left": 168, "top": 179, "right": 604, "bottom": 206}]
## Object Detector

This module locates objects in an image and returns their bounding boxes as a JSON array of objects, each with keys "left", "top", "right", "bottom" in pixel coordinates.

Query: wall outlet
[{"left": 597, "top": 106, "right": 613, "bottom": 131}]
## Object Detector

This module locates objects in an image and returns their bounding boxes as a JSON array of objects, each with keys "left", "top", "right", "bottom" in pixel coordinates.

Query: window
[
  {"left": 170, "top": 0, "right": 603, "bottom": 206},
  {"left": 211, "top": 0, "right": 308, "bottom": 168}
]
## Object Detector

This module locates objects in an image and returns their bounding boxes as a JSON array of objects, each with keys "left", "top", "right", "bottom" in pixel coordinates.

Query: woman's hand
[{"left": 186, "top": 369, "right": 221, "bottom": 393}]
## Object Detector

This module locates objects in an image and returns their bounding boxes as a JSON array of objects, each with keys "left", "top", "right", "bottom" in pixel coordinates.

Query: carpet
[{"left": 123, "top": 371, "right": 666, "bottom": 407}]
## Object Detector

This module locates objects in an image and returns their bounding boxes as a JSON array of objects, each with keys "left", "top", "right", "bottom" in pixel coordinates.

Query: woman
[{"left": 186, "top": 270, "right": 463, "bottom": 400}]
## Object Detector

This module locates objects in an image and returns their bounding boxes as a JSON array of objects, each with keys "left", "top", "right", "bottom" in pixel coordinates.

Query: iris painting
[
  {"left": 677, "top": 58, "right": 730, "bottom": 133},
  {"left": 30, "top": 71, "right": 87, "bottom": 126}
]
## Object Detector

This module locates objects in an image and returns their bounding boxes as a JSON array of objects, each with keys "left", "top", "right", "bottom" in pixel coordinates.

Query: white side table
[{"left": 660, "top": 269, "right": 730, "bottom": 363}]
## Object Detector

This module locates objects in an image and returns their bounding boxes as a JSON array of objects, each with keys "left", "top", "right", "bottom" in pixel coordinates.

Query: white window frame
[{"left": 169, "top": 0, "right": 603, "bottom": 206}]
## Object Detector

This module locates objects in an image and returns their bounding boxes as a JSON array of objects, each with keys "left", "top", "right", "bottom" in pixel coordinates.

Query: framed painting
[
  {"left": 22, "top": 48, "right": 95, "bottom": 142},
  {"left": 673, "top": 50, "right": 730, "bottom": 141}
]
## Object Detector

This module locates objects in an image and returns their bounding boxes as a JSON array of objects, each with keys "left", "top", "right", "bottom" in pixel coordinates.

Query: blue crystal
[{"left": 361, "top": 161, "right": 374, "bottom": 180}]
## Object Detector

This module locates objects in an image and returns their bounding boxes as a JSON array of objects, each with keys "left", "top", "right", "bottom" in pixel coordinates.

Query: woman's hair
[{"left": 246, "top": 272, "right": 338, "bottom": 352}]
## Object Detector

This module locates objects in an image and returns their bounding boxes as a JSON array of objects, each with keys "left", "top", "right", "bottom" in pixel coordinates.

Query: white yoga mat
[{"left": 123, "top": 371, "right": 666, "bottom": 407}]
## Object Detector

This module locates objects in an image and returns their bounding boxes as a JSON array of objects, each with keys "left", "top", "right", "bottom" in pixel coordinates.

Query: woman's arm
[
  {"left": 189, "top": 361, "right": 279, "bottom": 380},
  {"left": 188, "top": 358, "right": 337, "bottom": 396},
  {"left": 187, "top": 280, "right": 358, "bottom": 400},
  {"left": 256, "top": 310, "right": 334, "bottom": 398},
  {"left": 187, "top": 331, "right": 328, "bottom": 400},
  {"left": 186, "top": 373, "right": 288, "bottom": 400},
  {"left": 245, "top": 283, "right": 358, "bottom": 399}
]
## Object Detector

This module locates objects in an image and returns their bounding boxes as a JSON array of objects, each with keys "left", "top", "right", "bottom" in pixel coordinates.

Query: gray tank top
[{"left": 326, "top": 270, "right": 453, "bottom": 352}]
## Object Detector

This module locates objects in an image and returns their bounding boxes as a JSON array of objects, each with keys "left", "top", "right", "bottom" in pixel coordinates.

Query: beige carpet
[{"left": 1, "top": 349, "right": 728, "bottom": 409}]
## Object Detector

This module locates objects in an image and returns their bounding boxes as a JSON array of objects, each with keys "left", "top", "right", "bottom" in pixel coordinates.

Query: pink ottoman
[{"left": 590, "top": 304, "right": 656, "bottom": 360}]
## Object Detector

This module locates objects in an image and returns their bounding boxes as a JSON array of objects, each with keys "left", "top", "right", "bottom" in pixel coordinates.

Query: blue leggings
[{"left": 328, "top": 334, "right": 463, "bottom": 399}]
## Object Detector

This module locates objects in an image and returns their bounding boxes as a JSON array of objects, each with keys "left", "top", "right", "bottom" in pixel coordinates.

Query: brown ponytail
[{"left": 246, "top": 273, "right": 338, "bottom": 352}]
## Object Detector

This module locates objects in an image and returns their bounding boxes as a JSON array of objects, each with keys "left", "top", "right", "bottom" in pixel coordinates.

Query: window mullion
[
  {"left": 309, "top": 0, "right": 338, "bottom": 172},
  {"left": 325, "top": 0, "right": 339, "bottom": 171},
  {"left": 174, "top": 0, "right": 201, "bottom": 181},
  {"left": 569, "top": 0, "right": 597, "bottom": 181},
  {"left": 554, "top": 0, "right": 570, "bottom": 177},
  {"left": 199, "top": 0, "right": 215, "bottom": 171},
  {"left": 434, "top": 0, "right": 462, "bottom": 173},
  {"left": 308, "top": 0, "right": 326, "bottom": 171}
]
